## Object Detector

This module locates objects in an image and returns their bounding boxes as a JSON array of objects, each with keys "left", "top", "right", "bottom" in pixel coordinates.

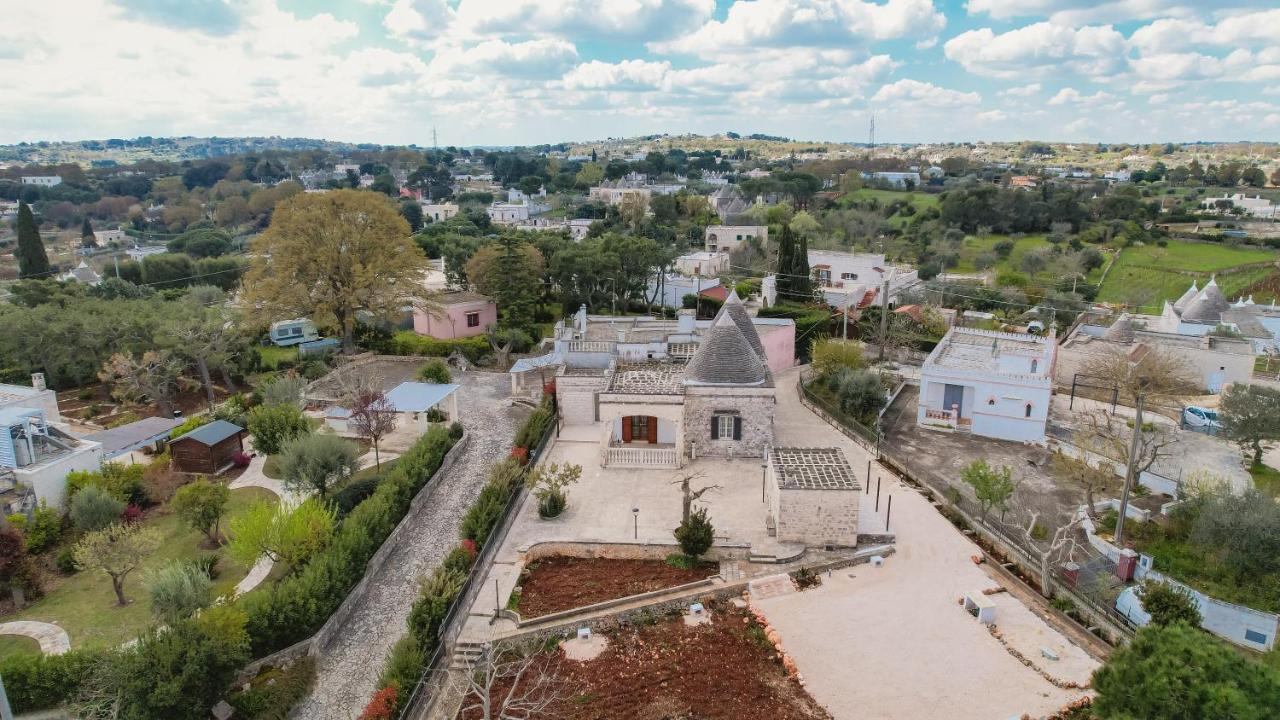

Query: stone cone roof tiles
[
  {"left": 1103, "top": 316, "right": 1135, "bottom": 343},
  {"left": 1181, "top": 279, "right": 1231, "bottom": 324},
  {"left": 1173, "top": 281, "right": 1199, "bottom": 313},
  {"left": 685, "top": 311, "right": 767, "bottom": 386},
  {"left": 720, "top": 290, "right": 766, "bottom": 359}
]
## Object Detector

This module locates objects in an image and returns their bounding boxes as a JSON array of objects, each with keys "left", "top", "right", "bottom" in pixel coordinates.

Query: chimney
[
  {"left": 31, "top": 373, "right": 46, "bottom": 391},
  {"left": 676, "top": 309, "right": 696, "bottom": 334}
]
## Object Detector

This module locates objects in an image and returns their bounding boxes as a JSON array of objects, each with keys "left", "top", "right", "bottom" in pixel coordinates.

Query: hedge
[
  {"left": 0, "top": 649, "right": 110, "bottom": 712},
  {"left": 238, "top": 425, "right": 456, "bottom": 656},
  {"left": 758, "top": 303, "right": 831, "bottom": 362},
  {"left": 382, "top": 331, "right": 490, "bottom": 363}
]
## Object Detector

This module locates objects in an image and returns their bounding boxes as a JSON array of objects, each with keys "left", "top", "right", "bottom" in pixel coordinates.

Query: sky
[{"left": 1, "top": 0, "right": 1278, "bottom": 146}]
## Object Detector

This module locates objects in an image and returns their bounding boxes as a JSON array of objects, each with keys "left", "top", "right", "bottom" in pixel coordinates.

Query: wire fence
[{"left": 398, "top": 410, "right": 561, "bottom": 720}]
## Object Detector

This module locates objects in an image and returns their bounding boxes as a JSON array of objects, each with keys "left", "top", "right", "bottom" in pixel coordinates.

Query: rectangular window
[
  {"left": 466, "top": 311, "right": 480, "bottom": 328},
  {"left": 712, "top": 413, "right": 740, "bottom": 441},
  {"left": 840, "top": 272, "right": 858, "bottom": 280},
  {"left": 1245, "top": 629, "right": 1268, "bottom": 645},
  {"left": 630, "top": 415, "right": 650, "bottom": 443}
]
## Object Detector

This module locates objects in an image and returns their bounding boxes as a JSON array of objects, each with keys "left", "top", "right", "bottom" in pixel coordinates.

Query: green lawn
[
  {"left": 1249, "top": 463, "right": 1280, "bottom": 500},
  {"left": 0, "top": 486, "right": 276, "bottom": 659},
  {"left": 1095, "top": 241, "right": 1278, "bottom": 308},
  {"left": 255, "top": 345, "right": 299, "bottom": 371},
  {"left": 0, "top": 634, "right": 40, "bottom": 658},
  {"left": 951, "top": 234, "right": 1052, "bottom": 274}
]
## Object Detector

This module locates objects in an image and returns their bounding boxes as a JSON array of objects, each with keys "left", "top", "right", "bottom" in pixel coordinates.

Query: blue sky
[{"left": 1, "top": 0, "right": 1277, "bottom": 146}]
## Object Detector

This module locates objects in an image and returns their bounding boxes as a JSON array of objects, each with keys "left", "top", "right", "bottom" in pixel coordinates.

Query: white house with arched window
[{"left": 917, "top": 327, "right": 1054, "bottom": 443}]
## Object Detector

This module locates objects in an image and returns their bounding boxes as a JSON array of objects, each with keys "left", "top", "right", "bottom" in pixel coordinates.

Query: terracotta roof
[
  {"left": 894, "top": 304, "right": 924, "bottom": 323},
  {"left": 685, "top": 312, "right": 768, "bottom": 386},
  {"left": 699, "top": 285, "right": 729, "bottom": 301}
]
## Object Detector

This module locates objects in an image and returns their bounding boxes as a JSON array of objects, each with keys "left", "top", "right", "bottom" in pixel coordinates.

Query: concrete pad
[{"left": 561, "top": 634, "right": 609, "bottom": 661}]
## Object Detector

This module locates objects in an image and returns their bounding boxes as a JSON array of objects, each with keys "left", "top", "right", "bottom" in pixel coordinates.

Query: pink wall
[
  {"left": 757, "top": 323, "right": 796, "bottom": 374},
  {"left": 412, "top": 300, "right": 497, "bottom": 339}
]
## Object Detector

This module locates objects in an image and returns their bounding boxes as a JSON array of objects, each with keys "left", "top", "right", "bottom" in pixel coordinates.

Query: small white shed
[
  {"left": 963, "top": 591, "right": 997, "bottom": 624},
  {"left": 385, "top": 381, "right": 461, "bottom": 433}
]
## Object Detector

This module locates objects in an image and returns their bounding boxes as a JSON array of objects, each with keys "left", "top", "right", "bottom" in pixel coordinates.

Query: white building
[
  {"left": 807, "top": 250, "right": 919, "bottom": 309},
  {"left": 863, "top": 171, "right": 921, "bottom": 188},
  {"left": 92, "top": 229, "right": 128, "bottom": 246},
  {"left": 588, "top": 185, "right": 651, "bottom": 205},
  {"left": 422, "top": 203, "right": 459, "bottom": 223},
  {"left": 704, "top": 225, "right": 767, "bottom": 254},
  {"left": 0, "top": 378, "right": 102, "bottom": 512},
  {"left": 917, "top": 327, "right": 1055, "bottom": 443},
  {"left": 1104, "top": 170, "right": 1132, "bottom": 183},
  {"left": 487, "top": 201, "right": 531, "bottom": 224},
  {"left": 1200, "top": 193, "right": 1278, "bottom": 219},
  {"left": 20, "top": 176, "right": 62, "bottom": 187},
  {"left": 673, "top": 251, "right": 729, "bottom": 277},
  {"left": 646, "top": 274, "right": 724, "bottom": 310}
]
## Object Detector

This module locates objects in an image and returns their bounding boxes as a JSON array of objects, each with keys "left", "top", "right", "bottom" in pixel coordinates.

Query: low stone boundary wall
[
  {"left": 519, "top": 540, "right": 752, "bottom": 563},
  {"left": 236, "top": 432, "right": 471, "bottom": 678},
  {"left": 502, "top": 576, "right": 720, "bottom": 627}
]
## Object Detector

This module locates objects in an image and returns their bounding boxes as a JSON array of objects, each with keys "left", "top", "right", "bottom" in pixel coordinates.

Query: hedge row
[
  {"left": 359, "top": 393, "right": 557, "bottom": 718},
  {"left": 0, "top": 649, "right": 108, "bottom": 711},
  {"left": 381, "top": 331, "right": 491, "bottom": 363},
  {"left": 238, "top": 425, "right": 457, "bottom": 656}
]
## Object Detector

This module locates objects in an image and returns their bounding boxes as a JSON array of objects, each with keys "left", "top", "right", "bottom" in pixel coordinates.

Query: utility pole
[{"left": 878, "top": 276, "right": 890, "bottom": 361}]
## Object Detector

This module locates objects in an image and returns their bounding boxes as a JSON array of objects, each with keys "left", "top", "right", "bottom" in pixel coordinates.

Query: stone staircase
[{"left": 450, "top": 640, "right": 486, "bottom": 670}]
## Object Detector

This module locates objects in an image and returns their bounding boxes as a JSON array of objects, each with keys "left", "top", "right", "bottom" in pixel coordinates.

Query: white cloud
[
  {"left": 944, "top": 22, "right": 1126, "bottom": 79},
  {"left": 1130, "top": 10, "right": 1280, "bottom": 53},
  {"left": 977, "top": 109, "right": 1008, "bottom": 121},
  {"left": 871, "top": 78, "right": 980, "bottom": 106},
  {"left": 964, "top": 1, "right": 1266, "bottom": 25},
  {"left": 562, "top": 59, "right": 672, "bottom": 91},
  {"left": 999, "top": 82, "right": 1041, "bottom": 96},
  {"left": 1047, "top": 87, "right": 1117, "bottom": 108},
  {"left": 652, "top": 0, "right": 945, "bottom": 57}
]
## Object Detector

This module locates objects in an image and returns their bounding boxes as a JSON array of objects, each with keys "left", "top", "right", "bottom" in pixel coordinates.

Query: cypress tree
[
  {"left": 81, "top": 217, "right": 95, "bottom": 247},
  {"left": 776, "top": 222, "right": 795, "bottom": 298},
  {"left": 793, "top": 228, "right": 813, "bottom": 302},
  {"left": 15, "top": 201, "right": 51, "bottom": 279}
]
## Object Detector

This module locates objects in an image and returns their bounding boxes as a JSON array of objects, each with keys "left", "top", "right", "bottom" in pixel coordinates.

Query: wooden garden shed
[{"left": 169, "top": 420, "right": 245, "bottom": 474}]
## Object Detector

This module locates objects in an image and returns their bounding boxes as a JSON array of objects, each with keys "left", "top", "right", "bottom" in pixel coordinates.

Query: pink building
[
  {"left": 753, "top": 318, "right": 796, "bottom": 374},
  {"left": 413, "top": 290, "right": 496, "bottom": 339}
]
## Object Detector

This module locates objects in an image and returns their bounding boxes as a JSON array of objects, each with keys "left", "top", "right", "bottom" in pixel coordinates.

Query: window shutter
[
  {"left": 710, "top": 416, "right": 719, "bottom": 440},
  {"left": 733, "top": 416, "right": 742, "bottom": 440},
  {"left": 622, "top": 418, "right": 632, "bottom": 442}
]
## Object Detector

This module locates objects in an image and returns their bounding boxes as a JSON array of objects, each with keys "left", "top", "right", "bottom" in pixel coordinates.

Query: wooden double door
[{"left": 621, "top": 415, "right": 659, "bottom": 444}]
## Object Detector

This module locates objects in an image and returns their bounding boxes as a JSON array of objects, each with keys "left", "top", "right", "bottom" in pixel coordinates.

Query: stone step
[{"left": 747, "top": 573, "right": 796, "bottom": 600}]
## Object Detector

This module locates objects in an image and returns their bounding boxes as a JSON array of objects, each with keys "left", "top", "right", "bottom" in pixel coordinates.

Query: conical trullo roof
[
  {"left": 685, "top": 311, "right": 767, "bottom": 386},
  {"left": 1103, "top": 316, "right": 1135, "bottom": 343},
  {"left": 1173, "top": 281, "right": 1199, "bottom": 313},
  {"left": 720, "top": 290, "right": 766, "bottom": 359},
  {"left": 1181, "top": 277, "right": 1231, "bottom": 324}
]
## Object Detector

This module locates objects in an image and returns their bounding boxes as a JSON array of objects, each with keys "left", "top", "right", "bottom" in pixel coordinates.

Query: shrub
[
  {"left": 20, "top": 501, "right": 62, "bottom": 554},
  {"left": 1139, "top": 580, "right": 1203, "bottom": 628},
  {"left": 527, "top": 462, "right": 580, "bottom": 519},
  {"left": 66, "top": 462, "right": 146, "bottom": 505},
  {"left": 247, "top": 403, "right": 312, "bottom": 455},
  {"left": 383, "top": 331, "right": 490, "bottom": 363},
  {"left": 122, "top": 504, "right": 143, "bottom": 523},
  {"left": 823, "top": 368, "right": 887, "bottom": 424},
  {"left": 239, "top": 427, "right": 455, "bottom": 656},
  {"left": 140, "top": 453, "right": 183, "bottom": 504},
  {"left": 810, "top": 338, "right": 867, "bottom": 379},
  {"left": 277, "top": 433, "right": 360, "bottom": 498},
  {"left": 538, "top": 490, "right": 566, "bottom": 519},
  {"left": 416, "top": 359, "right": 452, "bottom": 384},
  {"left": 993, "top": 239, "right": 1015, "bottom": 258},
  {"left": 377, "top": 635, "right": 424, "bottom": 694},
  {"left": 193, "top": 551, "right": 220, "bottom": 580},
  {"left": 675, "top": 508, "right": 714, "bottom": 559},
  {"left": 145, "top": 560, "right": 213, "bottom": 625},
  {"left": 231, "top": 451, "right": 251, "bottom": 468},
  {"left": 229, "top": 657, "right": 317, "bottom": 720},
  {"left": 260, "top": 374, "right": 307, "bottom": 409},
  {"left": 70, "top": 485, "right": 126, "bottom": 532},
  {"left": 794, "top": 566, "right": 822, "bottom": 590},
  {"left": 54, "top": 545, "right": 78, "bottom": 574},
  {"left": 169, "top": 415, "right": 213, "bottom": 440},
  {"left": 514, "top": 396, "right": 555, "bottom": 451},
  {"left": 358, "top": 686, "right": 398, "bottom": 720},
  {"left": 331, "top": 476, "right": 380, "bottom": 518},
  {"left": 448, "top": 421, "right": 464, "bottom": 440},
  {"left": 425, "top": 407, "right": 447, "bottom": 423},
  {"left": 407, "top": 565, "right": 467, "bottom": 656},
  {"left": 460, "top": 459, "right": 523, "bottom": 548},
  {"left": 0, "top": 649, "right": 109, "bottom": 712}
]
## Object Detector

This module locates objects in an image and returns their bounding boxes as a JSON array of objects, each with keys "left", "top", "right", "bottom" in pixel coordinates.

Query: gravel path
[{"left": 292, "top": 371, "right": 526, "bottom": 719}]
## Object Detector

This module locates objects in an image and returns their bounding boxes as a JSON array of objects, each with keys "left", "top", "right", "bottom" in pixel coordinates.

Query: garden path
[
  {"left": 0, "top": 620, "right": 70, "bottom": 655},
  {"left": 291, "top": 371, "right": 526, "bottom": 720}
]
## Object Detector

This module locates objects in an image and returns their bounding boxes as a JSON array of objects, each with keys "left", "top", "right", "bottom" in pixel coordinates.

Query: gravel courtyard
[{"left": 292, "top": 370, "right": 527, "bottom": 720}]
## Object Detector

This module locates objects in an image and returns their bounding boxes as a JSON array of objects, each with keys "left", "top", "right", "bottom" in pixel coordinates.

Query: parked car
[{"left": 1183, "top": 405, "right": 1223, "bottom": 429}]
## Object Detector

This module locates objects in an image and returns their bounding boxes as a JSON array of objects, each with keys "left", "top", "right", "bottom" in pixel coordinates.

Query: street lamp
[{"left": 632, "top": 507, "right": 639, "bottom": 540}]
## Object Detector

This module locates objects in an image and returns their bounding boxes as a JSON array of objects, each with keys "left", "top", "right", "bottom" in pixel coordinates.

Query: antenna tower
[{"left": 869, "top": 113, "right": 875, "bottom": 150}]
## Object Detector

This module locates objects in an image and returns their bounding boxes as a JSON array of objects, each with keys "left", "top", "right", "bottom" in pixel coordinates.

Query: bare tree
[
  {"left": 1005, "top": 507, "right": 1085, "bottom": 598},
  {"left": 672, "top": 470, "right": 721, "bottom": 524},
  {"left": 459, "top": 640, "right": 571, "bottom": 720},
  {"left": 1060, "top": 409, "right": 1177, "bottom": 518},
  {"left": 98, "top": 350, "right": 193, "bottom": 418},
  {"left": 348, "top": 388, "right": 397, "bottom": 470},
  {"left": 1082, "top": 347, "right": 1195, "bottom": 545}
]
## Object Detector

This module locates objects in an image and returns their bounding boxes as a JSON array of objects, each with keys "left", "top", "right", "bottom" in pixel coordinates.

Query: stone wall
[
  {"left": 774, "top": 486, "right": 859, "bottom": 547},
  {"left": 557, "top": 374, "right": 605, "bottom": 425},
  {"left": 520, "top": 540, "right": 751, "bottom": 563},
  {"left": 683, "top": 386, "right": 774, "bottom": 459}
]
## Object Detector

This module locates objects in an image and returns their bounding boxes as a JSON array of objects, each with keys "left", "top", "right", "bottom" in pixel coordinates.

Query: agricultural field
[
  {"left": 1095, "top": 240, "right": 1279, "bottom": 308},
  {"left": 950, "top": 234, "right": 1052, "bottom": 275},
  {"left": 836, "top": 188, "right": 939, "bottom": 228}
]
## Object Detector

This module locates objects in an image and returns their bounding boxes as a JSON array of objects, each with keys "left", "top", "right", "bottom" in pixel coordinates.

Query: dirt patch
[
  {"left": 516, "top": 557, "right": 718, "bottom": 619},
  {"left": 461, "top": 604, "right": 831, "bottom": 720}
]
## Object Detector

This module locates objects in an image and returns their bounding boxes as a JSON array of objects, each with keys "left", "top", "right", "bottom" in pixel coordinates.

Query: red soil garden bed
[
  {"left": 461, "top": 603, "right": 831, "bottom": 720},
  {"left": 514, "top": 556, "right": 719, "bottom": 619}
]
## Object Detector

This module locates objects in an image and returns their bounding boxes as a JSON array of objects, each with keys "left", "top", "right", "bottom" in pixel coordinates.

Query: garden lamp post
[{"left": 632, "top": 507, "right": 639, "bottom": 540}]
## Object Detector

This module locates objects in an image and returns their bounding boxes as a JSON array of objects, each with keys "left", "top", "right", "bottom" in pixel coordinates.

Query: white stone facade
[
  {"left": 684, "top": 388, "right": 774, "bottom": 460},
  {"left": 704, "top": 225, "right": 767, "bottom": 254},
  {"left": 918, "top": 327, "right": 1054, "bottom": 443},
  {"left": 765, "top": 447, "right": 860, "bottom": 547}
]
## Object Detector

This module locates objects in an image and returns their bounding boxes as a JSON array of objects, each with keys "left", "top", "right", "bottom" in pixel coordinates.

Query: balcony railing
[
  {"left": 602, "top": 445, "right": 680, "bottom": 468},
  {"left": 566, "top": 340, "right": 615, "bottom": 353}
]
